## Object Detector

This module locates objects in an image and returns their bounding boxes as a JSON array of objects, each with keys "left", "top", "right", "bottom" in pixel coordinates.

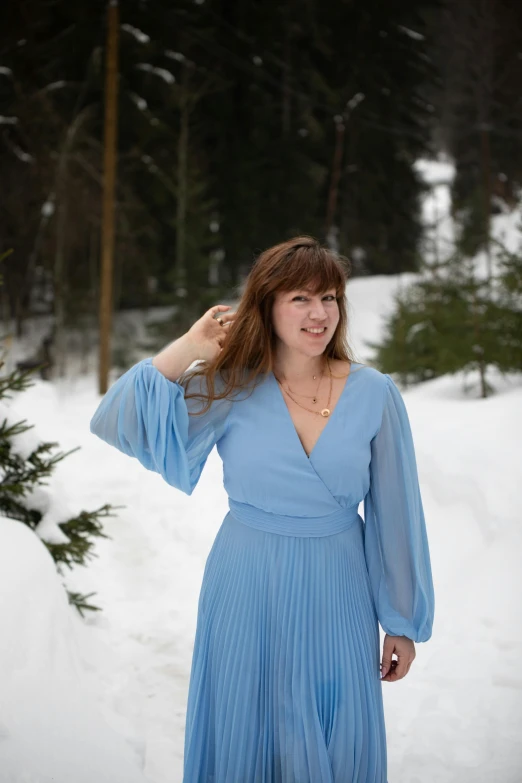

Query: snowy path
[{"left": 14, "top": 361, "right": 522, "bottom": 783}]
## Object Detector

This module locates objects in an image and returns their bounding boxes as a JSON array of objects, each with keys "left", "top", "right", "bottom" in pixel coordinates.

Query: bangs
[{"left": 275, "top": 245, "right": 346, "bottom": 296}]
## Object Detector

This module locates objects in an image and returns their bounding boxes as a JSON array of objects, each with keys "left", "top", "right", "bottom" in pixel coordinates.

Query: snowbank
[{"left": 0, "top": 516, "right": 147, "bottom": 783}]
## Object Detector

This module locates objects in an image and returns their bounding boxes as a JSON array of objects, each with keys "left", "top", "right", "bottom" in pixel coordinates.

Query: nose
[{"left": 308, "top": 298, "right": 328, "bottom": 320}]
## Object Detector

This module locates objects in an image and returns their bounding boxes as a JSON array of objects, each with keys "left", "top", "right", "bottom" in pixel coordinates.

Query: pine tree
[{"left": 0, "top": 343, "right": 116, "bottom": 614}]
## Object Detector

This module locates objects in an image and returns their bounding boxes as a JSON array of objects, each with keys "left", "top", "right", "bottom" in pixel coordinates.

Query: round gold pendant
[{"left": 321, "top": 408, "right": 330, "bottom": 417}]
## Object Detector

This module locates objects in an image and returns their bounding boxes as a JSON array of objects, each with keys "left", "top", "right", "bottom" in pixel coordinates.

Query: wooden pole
[
  {"left": 175, "top": 61, "right": 189, "bottom": 298},
  {"left": 98, "top": 0, "right": 119, "bottom": 394}
]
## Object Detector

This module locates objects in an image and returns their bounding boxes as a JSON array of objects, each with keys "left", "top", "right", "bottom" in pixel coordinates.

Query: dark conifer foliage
[
  {"left": 430, "top": 0, "right": 522, "bottom": 254},
  {"left": 0, "top": 0, "right": 442, "bottom": 335}
]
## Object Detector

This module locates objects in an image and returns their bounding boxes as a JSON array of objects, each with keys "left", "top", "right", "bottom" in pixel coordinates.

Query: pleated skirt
[{"left": 182, "top": 506, "right": 387, "bottom": 783}]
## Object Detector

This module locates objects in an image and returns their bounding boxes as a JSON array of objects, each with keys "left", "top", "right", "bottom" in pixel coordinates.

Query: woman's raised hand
[
  {"left": 152, "top": 305, "right": 236, "bottom": 381},
  {"left": 185, "top": 305, "right": 237, "bottom": 363}
]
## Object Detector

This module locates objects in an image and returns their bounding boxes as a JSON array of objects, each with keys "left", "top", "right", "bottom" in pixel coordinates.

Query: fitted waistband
[{"left": 227, "top": 498, "right": 361, "bottom": 538}]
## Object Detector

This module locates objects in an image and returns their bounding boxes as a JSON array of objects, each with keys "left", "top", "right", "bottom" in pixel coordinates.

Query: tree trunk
[
  {"left": 176, "top": 63, "right": 189, "bottom": 296},
  {"left": 98, "top": 0, "right": 120, "bottom": 394},
  {"left": 480, "top": 124, "right": 492, "bottom": 283}
]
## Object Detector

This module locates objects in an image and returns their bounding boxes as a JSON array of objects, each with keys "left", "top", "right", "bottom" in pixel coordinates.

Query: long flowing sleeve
[
  {"left": 89, "top": 358, "right": 232, "bottom": 495},
  {"left": 363, "top": 374, "right": 435, "bottom": 642}
]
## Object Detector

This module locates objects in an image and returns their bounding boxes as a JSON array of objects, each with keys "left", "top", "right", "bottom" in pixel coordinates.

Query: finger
[
  {"left": 210, "top": 304, "right": 231, "bottom": 316},
  {"left": 212, "top": 316, "right": 230, "bottom": 330},
  {"left": 214, "top": 315, "right": 235, "bottom": 326},
  {"left": 381, "top": 658, "right": 398, "bottom": 682},
  {"left": 392, "top": 655, "right": 409, "bottom": 681},
  {"left": 380, "top": 637, "right": 395, "bottom": 679}
]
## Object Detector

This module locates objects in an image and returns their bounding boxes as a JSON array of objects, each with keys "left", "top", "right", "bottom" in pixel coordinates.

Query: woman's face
[{"left": 271, "top": 287, "right": 340, "bottom": 357}]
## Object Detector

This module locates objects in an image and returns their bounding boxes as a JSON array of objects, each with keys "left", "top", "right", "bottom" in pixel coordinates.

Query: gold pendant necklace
[
  {"left": 275, "top": 358, "right": 333, "bottom": 417},
  {"left": 284, "top": 360, "right": 325, "bottom": 404}
]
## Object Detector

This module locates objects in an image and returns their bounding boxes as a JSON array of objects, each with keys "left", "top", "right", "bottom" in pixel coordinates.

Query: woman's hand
[
  {"left": 185, "top": 304, "right": 237, "bottom": 363},
  {"left": 380, "top": 634, "right": 416, "bottom": 682}
]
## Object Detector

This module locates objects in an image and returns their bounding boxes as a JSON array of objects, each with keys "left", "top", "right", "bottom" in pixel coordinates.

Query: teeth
[{"left": 303, "top": 327, "right": 326, "bottom": 333}]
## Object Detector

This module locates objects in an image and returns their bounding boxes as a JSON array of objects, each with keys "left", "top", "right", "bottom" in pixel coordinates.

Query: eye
[{"left": 292, "top": 294, "right": 336, "bottom": 302}]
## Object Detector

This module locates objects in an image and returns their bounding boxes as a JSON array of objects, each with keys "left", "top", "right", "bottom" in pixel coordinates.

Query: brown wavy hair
[{"left": 182, "top": 235, "right": 356, "bottom": 414}]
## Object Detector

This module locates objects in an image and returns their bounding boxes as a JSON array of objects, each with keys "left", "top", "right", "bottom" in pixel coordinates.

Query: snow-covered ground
[{"left": 1, "top": 159, "right": 522, "bottom": 782}]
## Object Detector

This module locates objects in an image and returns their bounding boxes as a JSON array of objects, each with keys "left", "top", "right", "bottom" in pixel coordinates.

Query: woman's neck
[{"left": 273, "top": 350, "right": 327, "bottom": 383}]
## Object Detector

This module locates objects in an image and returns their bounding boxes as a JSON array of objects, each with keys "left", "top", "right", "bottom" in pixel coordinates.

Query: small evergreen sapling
[
  {"left": 368, "top": 240, "right": 522, "bottom": 396},
  {"left": 0, "top": 361, "right": 118, "bottom": 614}
]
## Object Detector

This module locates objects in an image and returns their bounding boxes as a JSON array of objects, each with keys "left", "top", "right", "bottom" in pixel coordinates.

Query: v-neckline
[{"left": 271, "top": 362, "right": 355, "bottom": 461}]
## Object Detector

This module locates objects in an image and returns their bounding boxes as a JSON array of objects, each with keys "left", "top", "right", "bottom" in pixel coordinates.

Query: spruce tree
[
  {"left": 0, "top": 326, "right": 116, "bottom": 614},
  {"left": 369, "top": 240, "right": 522, "bottom": 396}
]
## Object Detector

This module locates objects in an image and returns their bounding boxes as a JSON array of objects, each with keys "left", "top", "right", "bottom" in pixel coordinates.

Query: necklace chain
[
  {"left": 284, "top": 362, "right": 325, "bottom": 403},
  {"left": 275, "top": 357, "right": 333, "bottom": 417}
]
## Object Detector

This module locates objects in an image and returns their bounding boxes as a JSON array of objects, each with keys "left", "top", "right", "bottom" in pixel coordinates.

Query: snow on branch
[
  {"left": 12, "top": 144, "right": 34, "bottom": 163},
  {"left": 122, "top": 23, "right": 150, "bottom": 44},
  {"left": 135, "top": 63, "right": 175, "bottom": 84},
  {"left": 397, "top": 25, "right": 425, "bottom": 41},
  {"left": 165, "top": 50, "right": 185, "bottom": 62},
  {"left": 129, "top": 92, "right": 148, "bottom": 111},
  {"left": 42, "top": 81, "right": 67, "bottom": 92}
]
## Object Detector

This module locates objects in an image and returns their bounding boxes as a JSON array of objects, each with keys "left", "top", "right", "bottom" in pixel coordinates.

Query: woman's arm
[
  {"left": 151, "top": 333, "right": 200, "bottom": 382},
  {"left": 90, "top": 304, "right": 236, "bottom": 494}
]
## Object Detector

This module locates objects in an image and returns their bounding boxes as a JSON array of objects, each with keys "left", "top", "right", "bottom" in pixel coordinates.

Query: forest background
[{"left": 1, "top": 0, "right": 522, "bottom": 367}]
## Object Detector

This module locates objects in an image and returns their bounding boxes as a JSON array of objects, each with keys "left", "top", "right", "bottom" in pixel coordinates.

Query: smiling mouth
[{"left": 301, "top": 327, "right": 327, "bottom": 334}]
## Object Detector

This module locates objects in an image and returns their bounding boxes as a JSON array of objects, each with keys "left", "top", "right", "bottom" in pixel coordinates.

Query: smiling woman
[
  {"left": 269, "top": 285, "right": 346, "bottom": 434},
  {"left": 90, "top": 235, "right": 435, "bottom": 783}
]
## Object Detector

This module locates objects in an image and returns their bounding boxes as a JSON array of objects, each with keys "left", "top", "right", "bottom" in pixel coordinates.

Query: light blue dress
[{"left": 90, "top": 358, "right": 435, "bottom": 783}]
